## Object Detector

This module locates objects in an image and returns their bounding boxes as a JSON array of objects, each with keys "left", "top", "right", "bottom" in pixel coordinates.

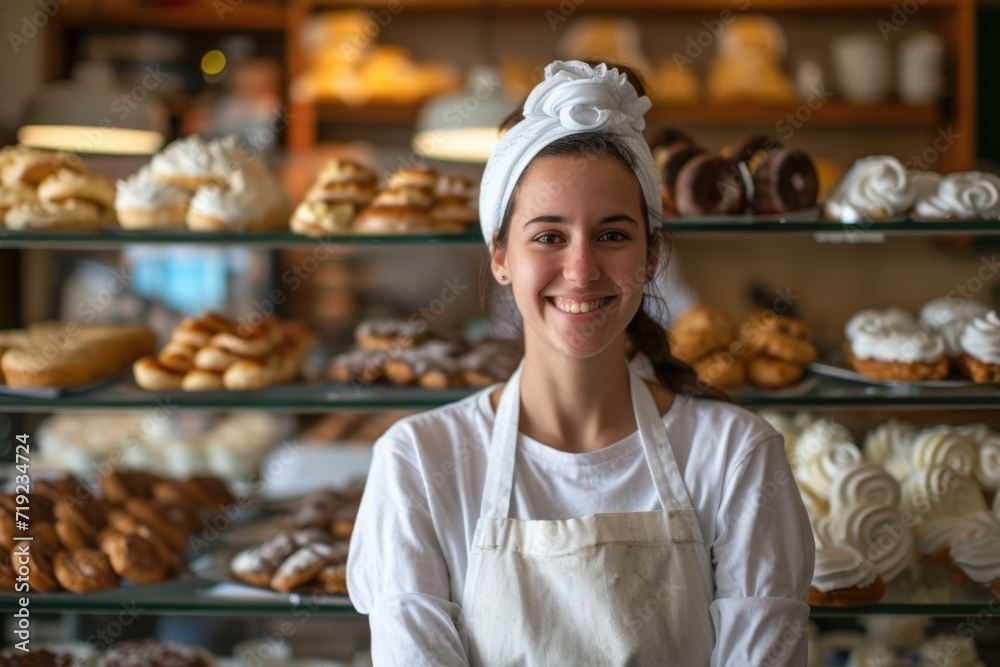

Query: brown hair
[{"left": 483, "top": 130, "right": 728, "bottom": 402}]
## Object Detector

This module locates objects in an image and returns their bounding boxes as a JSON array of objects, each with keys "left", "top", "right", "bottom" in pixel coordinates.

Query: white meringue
[
  {"left": 825, "top": 156, "right": 916, "bottom": 222},
  {"left": 793, "top": 419, "right": 855, "bottom": 470},
  {"left": 913, "top": 171, "right": 1000, "bottom": 219},
  {"left": 845, "top": 308, "right": 921, "bottom": 341},
  {"left": 798, "top": 442, "right": 863, "bottom": 499},
  {"left": 956, "top": 423, "right": 1000, "bottom": 492},
  {"left": 911, "top": 426, "right": 976, "bottom": 477},
  {"left": 850, "top": 322, "right": 945, "bottom": 364},
  {"left": 830, "top": 462, "right": 901, "bottom": 514},
  {"left": 959, "top": 310, "right": 1000, "bottom": 364},
  {"left": 950, "top": 531, "right": 1000, "bottom": 587},
  {"left": 811, "top": 544, "right": 877, "bottom": 593}
]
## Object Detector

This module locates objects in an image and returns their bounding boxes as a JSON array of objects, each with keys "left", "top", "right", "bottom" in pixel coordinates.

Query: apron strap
[{"left": 480, "top": 359, "right": 524, "bottom": 519}]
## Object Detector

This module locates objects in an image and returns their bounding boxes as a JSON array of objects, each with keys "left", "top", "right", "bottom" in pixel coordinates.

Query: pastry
[
  {"left": 123, "top": 498, "right": 186, "bottom": 553},
  {"left": 459, "top": 340, "right": 523, "bottom": 387},
  {"left": 388, "top": 165, "right": 438, "bottom": 191},
  {"left": 913, "top": 171, "right": 1000, "bottom": 219},
  {"left": 373, "top": 185, "right": 435, "bottom": 209},
  {"left": 740, "top": 311, "right": 816, "bottom": 389},
  {"left": 354, "top": 204, "right": 433, "bottom": 233},
  {"left": 99, "top": 531, "right": 172, "bottom": 583},
  {"left": 329, "top": 348, "right": 385, "bottom": 385},
  {"left": 96, "top": 639, "right": 216, "bottom": 667},
  {"left": 845, "top": 308, "right": 922, "bottom": 341},
  {"left": 956, "top": 311, "right": 1000, "bottom": 383},
  {"left": 824, "top": 156, "right": 916, "bottom": 222},
  {"left": 724, "top": 133, "right": 780, "bottom": 165},
  {"left": 181, "top": 369, "right": 224, "bottom": 391},
  {"left": 948, "top": 526, "right": 1000, "bottom": 598},
  {"left": 356, "top": 319, "right": 428, "bottom": 350},
  {"left": 808, "top": 544, "right": 885, "bottom": 607},
  {"left": 384, "top": 341, "right": 463, "bottom": 388},
  {"left": 270, "top": 543, "right": 334, "bottom": 593},
  {"left": 37, "top": 169, "right": 116, "bottom": 211},
  {"left": 0, "top": 183, "right": 39, "bottom": 223},
  {"left": 314, "top": 159, "right": 377, "bottom": 187},
  {"left": 186, "top": 170, "right": 261, "bottom": 232},
  {"left": 957, "top": 423, "right": 1000, "bottom": 493},
  {"left": 114, "top": 165, "right": 189, "bottom": 230},
  {"left": 19, "top": 546, "right": 60, "bottom": 593},
  {"left": 2, "top": 647, "right": 92, "bottom": 666},
  {"left": 318, "top": 563, "right": 348, "bottom": 593},
  {"left": 829, "top": 462, "right": 901, "bottom": 514},
  {"left": 5, "top": 199, "right": 101, "bottom": 231},
  {"left": 793, "top": 419, "right": 855, "bottom": 470},
  {"left": 1, "top": 146, "right": 75, "bottom": 187},
  {"left": 652, "top": 141, "right": 705, "bottom": 214},
  {"left": 150, "top": 135, "right": 229, "bottom": 191},
  {"left": 674, "top": 154, "right": 746, "bottom": 216},
  {"left": 305, "top": 180, "right": 377, "bottom": 206},
  {"left": 750, "top": 148, "right": 819, "bottom": 215},
  {"left": 919, "top": 296, "right": 992, "bottom": 360},
  {"left": 290, "top": 199, "right": 354, "bottom": 236},
  {"left": 193, "top": 345, "right": 240, "bottom": 373},
  {"left": 183, "top": 476, "right": 236, "bottom": 509},
  {"left": 863, "top": 419, "right": 918, "bottom": 482},
  {"left": 430, "top": 198, "right": 478, "bottom": 231},
  {"left": 797, "top": 442, "right": 863, "bottom": 500},
  {"left": 55, "top": 519, "right": 92, "bottom": 552},
  {"left": 691, "top": 352, "right": 745, "bottom": 389},
  {"left": 52, "top": 549, "right": 118, "bottom": 594},
  {"left": 231, "top": 532, "right": 297, "bottom": 587},
  {"left": 911, "top": 426, "right": 976, "bottom": 477},
  {"left": 845, "top": 323, "right": 948, "bottom": 382}
]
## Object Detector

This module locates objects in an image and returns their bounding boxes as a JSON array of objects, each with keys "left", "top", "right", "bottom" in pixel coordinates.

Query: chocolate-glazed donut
[
  {"left": 751, "top": 148, "right": 819, "bottom": 214},
  {"left": 675, "top": 154, "right": 747, "bottom": 216},
  {"left": 654, "top": 141, "right": 707, "bottom": 213},
  {"left": 726, "top": 133, "right": 783, "bottom": 165}
]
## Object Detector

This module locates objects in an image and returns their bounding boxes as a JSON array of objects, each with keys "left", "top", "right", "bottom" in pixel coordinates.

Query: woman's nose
[{"left": 563, "top": 239, "right": 600, "bottom": 285}]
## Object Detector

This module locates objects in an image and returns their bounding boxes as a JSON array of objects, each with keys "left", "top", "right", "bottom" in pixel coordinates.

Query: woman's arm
[
  {"left": 347, "top": 435, "right": 471, "bottom": 666},
  {"left": 709, "top": 434, "right": 815, "bottom": 667}
]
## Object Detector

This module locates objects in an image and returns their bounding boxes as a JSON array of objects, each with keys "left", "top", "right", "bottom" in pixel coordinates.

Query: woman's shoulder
[{"left": 375, "top": 387, "right": 494, "bottom": 458}]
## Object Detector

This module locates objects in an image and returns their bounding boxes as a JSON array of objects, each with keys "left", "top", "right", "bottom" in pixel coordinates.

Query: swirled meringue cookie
[
  {"left": 916, "top": 516, "right": 976, "bottom": 560},
  {"left": 919, "top": 297, "right": 992, "bottom": 358},
  {"left": 920, "top": 635, "right": 986, "bottom": 667},
  {"left": 830, "top": 462, "right": 901, "bottom": 514},
  {"left": 823, "top": 156, "right": 916, "bottom": 222},
  {"left": 863, "top": 419, "right": 917, "bottom": 478},
  {"left": 950, "top": 531, "right": 1000, "bottom": 592},
  {"left": 911, "top": 426, "right": 976, "bottom": 477},
  {"left": 808, "top": 544, "right": 883, "bottom": 606},
  {"left": 913, "top": 171, "right": 1000, "bottom": 220},
  {"left": 957, "top": 311, "right": 1000, "bottom": 383},
  {"left": 901, "top": 465, "right": 987, "bottom": 524},
  {"left": 793, "top": 419, "right": 855, "bottom": 470},
  {"left": 955, "top": 423, "right": 1000, "bottom": 492},
  {"left": 757, "top": 410, "right": 802, "bottom": 462},
  {"left": 820, "top": 503, "right": 913, "bottom": 583},
  {"left": 845, "top": 308, "right": 921, "bottom": 341},
  {"left": 798, "top": 442, "right": 863, "bottom": 499},
  {"left": 115, "top": 166, "right": 190, "bottom": 229},
  {"left": 850, "top": 323, "right": 945, "bottom": 364}
]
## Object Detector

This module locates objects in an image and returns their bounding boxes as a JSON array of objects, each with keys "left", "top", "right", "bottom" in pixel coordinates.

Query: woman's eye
[
  {"left": 534, "top": 233, "right": 560, "bottom": 244},
  {"left": 599, "top": 230, "right": 628, "bottom": 242}
]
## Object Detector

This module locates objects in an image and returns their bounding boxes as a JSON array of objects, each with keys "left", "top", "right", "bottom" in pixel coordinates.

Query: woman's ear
[{"left": 490, "top": 231, "right": 509, "bottom": 284}]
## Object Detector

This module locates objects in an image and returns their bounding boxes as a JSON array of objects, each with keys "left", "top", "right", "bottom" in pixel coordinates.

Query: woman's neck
[{"left": 514, "top": 336, "right": 638, "bottom": 453}]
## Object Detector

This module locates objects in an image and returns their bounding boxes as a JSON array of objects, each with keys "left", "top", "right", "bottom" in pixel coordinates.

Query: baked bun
[
  {"left": 675, "top": 154, "right": 746, "bottom": 216},
  {"left": 353, "top": 205, "right": 432, "bottom": 233},
  {"left": 751, "top": 148, "right": 819, "bottom": 214}
]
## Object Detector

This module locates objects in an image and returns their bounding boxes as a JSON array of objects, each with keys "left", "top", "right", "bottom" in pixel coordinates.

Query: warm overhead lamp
[
  {"left": 17, "top": 61, "right": 168, "bottom": 156},
  {"left": 412, "top": 64, "right": 517, "bottom": 163}
]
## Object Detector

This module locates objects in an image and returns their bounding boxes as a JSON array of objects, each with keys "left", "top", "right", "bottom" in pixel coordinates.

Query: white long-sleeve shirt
[{"left": 347, "top": 389, "right": 814, "bottom": 666}]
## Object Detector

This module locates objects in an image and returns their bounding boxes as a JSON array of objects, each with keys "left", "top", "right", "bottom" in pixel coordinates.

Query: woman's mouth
[{"left": 548, "top": 296, "right": 616, "bottom": 314}]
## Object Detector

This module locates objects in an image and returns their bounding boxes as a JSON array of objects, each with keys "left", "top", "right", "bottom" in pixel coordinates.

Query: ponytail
[{"left": 627, "top": 305, "right": 732, "bottom": 402}]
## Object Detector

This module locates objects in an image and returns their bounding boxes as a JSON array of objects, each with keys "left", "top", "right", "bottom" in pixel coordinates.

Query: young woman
[{"left": 347, "top": 60, "right": 814, "bottom": 666}]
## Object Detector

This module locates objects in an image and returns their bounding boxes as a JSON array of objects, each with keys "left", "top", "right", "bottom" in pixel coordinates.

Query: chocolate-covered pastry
[
  {"left": 675, "top": 154, "right": 746, "bottom": 216},
  {"left": 751, "top": 148, "right": 819, "bottom": 214}
]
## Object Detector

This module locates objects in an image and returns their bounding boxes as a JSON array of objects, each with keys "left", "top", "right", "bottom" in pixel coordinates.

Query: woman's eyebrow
[{"left": 523, "top": 214, "right": 638, "bottom": 227}]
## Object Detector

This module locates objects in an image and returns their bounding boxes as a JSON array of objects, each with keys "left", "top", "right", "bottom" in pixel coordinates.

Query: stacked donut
[
  {"left": 114, "top": 135, "right": 288, "bottom": 232},
  {"left": 290, "top": 160, "right": 479, "bottom": 236},
  {"left": 844, "top": 300, "right": 1000, "bottom": 383},
  {"left": 668, "top": 305, "right": 744, "bottom": 389},
  {"left": 230, "top": 488, "right": 360, "bottom": 595},
  {"left": 824, "top": 154, "right": 1000, "bottom": 222},
  {"left": 329, "top": 319, "right": 523, "bottom": 389},
  {"left": 2, "top": 639, "right": 217, "bottom": 666},
  {"left": 0, "top": 470, "right": 235, "bottom": 594},
  {"left": 0, "top": 145, "right": 117, "bottom": 231},
  {"left": 648, "top": 129, "right": 819, "bottom": 218},
  {"left": 740, "top": 311, "right": 817, "bottom": 389},
  {"left": 0, "top": 322, "right": 156, "bottom": 388},
  {"left": 133, "top": 313, "right": 316, "bottom": 392}
]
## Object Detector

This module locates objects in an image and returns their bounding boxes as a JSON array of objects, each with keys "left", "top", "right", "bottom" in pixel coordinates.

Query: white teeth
[{"left": 554, "top": 298, "right": 604, "bottom": 313}]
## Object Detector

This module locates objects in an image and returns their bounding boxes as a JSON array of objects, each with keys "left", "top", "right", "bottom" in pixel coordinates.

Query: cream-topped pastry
[
  {"left": 910, "top": 426, "right": 976, "bottom": 477},
  {"left": 797, "top": 442, "right": 863, "bottom": 499},
  {"left": 829, "top": 462, "right": 901, "bottom": 514},
  {"left": 37, "top": 169, "right": 116, "bottom": 210},
  {"left": 810, "top": 544, "right": 877, "bottom": 592},
  {"left": 900, "top": 464, "right": 987, "bottom": 525},
  {"left": 849, "top": 323, "right": 945, "bottom": 364},
  {"left": 151, "top": 135, "right": 228, "bottom": 190},
  {"left": 115, "top": 166, "right": 190, "bottom": 229},
  {"left": 844, "top": 308, "right": 921, "bottom": 341},
  {"left": 919, "top": 635, "right": 985, "bottom": 667},
  {"left": 186, "top": 170, "right": 258, "bottom": 231},
  {"left": 913, "top": 171, "right": 1000, "bottom": 219},
  {"left": 824, "top": 156, "right": 916, "bottom": 222},
  {"left": 959, "top": 311, "right": 1000, "bottom": 364},
  {"left": 919, "top": 297, "right": 991, "bottom": 331}
]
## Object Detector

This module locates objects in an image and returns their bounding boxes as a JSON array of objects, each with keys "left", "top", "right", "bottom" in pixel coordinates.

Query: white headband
[{"left": 478, "top": 60, "right": 661, "bottom": 248}]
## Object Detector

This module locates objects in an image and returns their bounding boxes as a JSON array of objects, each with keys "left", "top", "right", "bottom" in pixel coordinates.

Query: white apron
[{"left": 460, "top": 361, "right": 717, "bottom": 666}]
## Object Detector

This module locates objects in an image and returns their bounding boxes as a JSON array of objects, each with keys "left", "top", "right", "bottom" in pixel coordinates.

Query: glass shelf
[
  {"left": 0, "top": 374, "right": 998, "bottom": 413},
  {"left": 0, "top": 561, "right": 993, "bottom": 617},
  {"left": 1, "top": 219, "right": 999, "bottom": 248}
]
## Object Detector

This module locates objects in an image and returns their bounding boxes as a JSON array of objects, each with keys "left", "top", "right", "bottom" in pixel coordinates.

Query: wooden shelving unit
[{"left": 59, "top": 0, "right": 286, "bottom": 30}]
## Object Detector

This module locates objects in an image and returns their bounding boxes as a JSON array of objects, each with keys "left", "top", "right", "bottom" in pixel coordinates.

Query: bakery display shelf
[
  {"left": 58, "top": 0, "right": 287, "bottom": 30},
  {"left": 1, "top": 374, "right": 999, "bottom": 412},
  {"left": 305, "top": 0, "right": 962, "bottom": 13},
  {"left": 2, "top": 219, "right": 999, "bottom": 249},
  {"left": 316, "top": 100, "right": 940, "bottom": 129}
]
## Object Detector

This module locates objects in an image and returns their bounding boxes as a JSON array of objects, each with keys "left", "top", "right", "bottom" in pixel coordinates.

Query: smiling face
[{"left": 492, "top": 154, "right": 656, "bottom": 360}]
